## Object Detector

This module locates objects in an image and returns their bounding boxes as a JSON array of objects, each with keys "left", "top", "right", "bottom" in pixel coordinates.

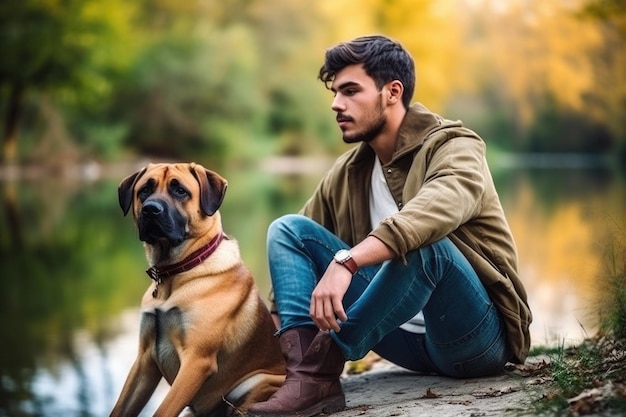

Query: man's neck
[{"left": 369, "top": 107, "right": 407, "bottom": 165}]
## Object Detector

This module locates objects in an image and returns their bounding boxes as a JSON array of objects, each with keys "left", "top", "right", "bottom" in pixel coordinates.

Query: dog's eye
[
  {"left": 169, "top": 180, "right": 190, "bottom": 199},
  {"left": 174, "top": 187, "right": 188, "bottom": 197},
  {"left": 137, "top": 183, "right": 153, "bottom": 202}
]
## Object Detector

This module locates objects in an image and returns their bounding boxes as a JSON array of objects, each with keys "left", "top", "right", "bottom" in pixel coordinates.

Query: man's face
[{"left": 330, "top": 64, "right": 387, "bottom": 144}]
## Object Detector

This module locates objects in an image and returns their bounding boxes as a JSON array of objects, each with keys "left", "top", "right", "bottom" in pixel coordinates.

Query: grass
[
  {"left": 596, "top": 226, "right": 626, "bottom": 340},
  {"left": 527, "top": 337, "right": 626, "bottom": 416}
]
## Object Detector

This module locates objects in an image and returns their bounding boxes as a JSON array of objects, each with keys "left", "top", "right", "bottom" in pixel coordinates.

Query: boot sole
[{"left": 247, "top": 394, "right": 346, "bottom": 417}]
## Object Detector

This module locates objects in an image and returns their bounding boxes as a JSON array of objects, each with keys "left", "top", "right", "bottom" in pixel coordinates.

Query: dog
[{"left": 111, "top": 162, "right": 285, "bottom": 417}]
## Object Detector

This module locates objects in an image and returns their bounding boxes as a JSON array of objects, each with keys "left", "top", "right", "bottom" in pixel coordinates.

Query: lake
[{"left": 0, "top": 157, "right": 624, "bottom": 417}]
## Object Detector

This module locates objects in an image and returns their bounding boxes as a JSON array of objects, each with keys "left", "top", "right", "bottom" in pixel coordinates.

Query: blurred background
[{"left": 1, "top": 0, "right": 625, "bottom": 415}]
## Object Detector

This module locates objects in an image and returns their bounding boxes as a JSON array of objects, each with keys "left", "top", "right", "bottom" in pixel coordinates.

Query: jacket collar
[{"left": 350, "top": 103, "right": 461, "bottom": 167}]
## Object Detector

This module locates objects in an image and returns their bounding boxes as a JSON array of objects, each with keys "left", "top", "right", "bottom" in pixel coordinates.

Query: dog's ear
[
  {"left": 189, "top": 163, "right": 228, "bottom": 216},
  {"left": 118, "top": 167, "right": 147, "bottom": 216}
]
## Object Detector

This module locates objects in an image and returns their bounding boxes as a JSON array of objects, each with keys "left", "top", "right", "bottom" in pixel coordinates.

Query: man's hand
[
  {"left": 310, "top": 261, "right": 352, "bottom": 332},
  {"left": 309, "top": 236, "right": 395, "bottom": 332}
]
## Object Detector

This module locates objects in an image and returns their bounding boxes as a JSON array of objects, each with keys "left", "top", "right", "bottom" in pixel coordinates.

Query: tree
[
  {"left": 0, "top": 0, "right": 138, "bottom": 164},
  {"left": 580, "top": 0, "right": 626, "bottom": 150},
  {"left": 483, "top": 1, "right": 601, "bottom": 140}
]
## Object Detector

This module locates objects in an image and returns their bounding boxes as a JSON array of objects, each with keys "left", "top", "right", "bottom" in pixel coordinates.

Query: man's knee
[
  {"left": 268, "top": 214, "right": 313, "bottom": 237},
  {"left": 267, "top": 214, "right": 316, "bottom": 251},
  {"left": 405, "top": 237, "right": 462, "bottom": 287}
]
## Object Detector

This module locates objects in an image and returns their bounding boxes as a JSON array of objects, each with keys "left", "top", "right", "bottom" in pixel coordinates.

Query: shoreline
[
  {"left": 334, "top": 358, "right": 533, "bottom": 417},
  {"left": 333, "top": 350, "right": 622, "bottom": 417}
]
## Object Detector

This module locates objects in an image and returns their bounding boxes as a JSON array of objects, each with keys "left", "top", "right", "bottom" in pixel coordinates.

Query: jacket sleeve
[
  {"left": 299, "top": 169, "right": 337, "bottom": 233},
  {"left": 370, "top": 134, "right": 487, "bottom": 257}
]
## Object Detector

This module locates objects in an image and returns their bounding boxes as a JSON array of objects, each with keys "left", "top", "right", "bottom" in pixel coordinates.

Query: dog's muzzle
[{"left": 138, "top": 198, "right": 187, "bottom": 246}]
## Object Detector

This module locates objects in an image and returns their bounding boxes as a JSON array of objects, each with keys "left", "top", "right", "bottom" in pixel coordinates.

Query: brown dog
[{"left": 111, "top": 162, "right": 285, "bottom": 417}]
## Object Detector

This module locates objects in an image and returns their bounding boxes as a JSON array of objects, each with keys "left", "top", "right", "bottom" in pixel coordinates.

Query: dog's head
[{"left": 118, "top": 162, "right": 228, "bottom": 256}]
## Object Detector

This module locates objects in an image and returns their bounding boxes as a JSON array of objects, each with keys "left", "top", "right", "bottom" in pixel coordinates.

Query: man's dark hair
[{"left": 318, "top": 35, "right": 415, "bottom": 109}]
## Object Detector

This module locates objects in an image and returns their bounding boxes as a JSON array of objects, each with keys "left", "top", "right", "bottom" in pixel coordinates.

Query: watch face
[{"left": 334, "top": 249, "right": 351, "bottom": 263}]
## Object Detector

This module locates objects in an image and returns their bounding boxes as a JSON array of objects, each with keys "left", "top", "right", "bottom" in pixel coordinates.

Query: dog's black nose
[{"left": 142, "top": 200, "right": 164, "bottom": 217}]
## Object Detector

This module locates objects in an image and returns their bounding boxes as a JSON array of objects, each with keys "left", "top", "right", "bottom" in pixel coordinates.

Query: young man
[{"left": 248, "top": 35, "right": 531, "bottom": 417}]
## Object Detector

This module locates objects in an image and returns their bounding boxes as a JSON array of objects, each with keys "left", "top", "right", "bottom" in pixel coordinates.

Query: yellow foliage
[
  {"left": 473, "top": 0, "right": 603, "bottom": 128},
  {"left": 316, "top": 0, "right": 466, "bottom": 111}
]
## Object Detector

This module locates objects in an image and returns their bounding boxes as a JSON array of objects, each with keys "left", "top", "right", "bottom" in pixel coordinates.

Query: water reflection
[
  {"left": 0, "top": 162, "right": 624, "bottom": 416},
  {"left": 501, "top": 168, "right": 623, "bottom": 346},
  {"left": 28, "top": 309, "right": 168, "bottom": 417}
]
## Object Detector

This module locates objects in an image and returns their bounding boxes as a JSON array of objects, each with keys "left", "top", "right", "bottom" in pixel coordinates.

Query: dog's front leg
[
  {"left": 152, "top": 353, "right": 218, "bottom": 417},
  {"left": 109, "top": 352, "right": 163, "bottom": 417}
]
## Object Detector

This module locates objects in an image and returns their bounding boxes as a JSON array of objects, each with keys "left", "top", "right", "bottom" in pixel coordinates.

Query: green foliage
[
  {"left": 0, "top": 0, "right": 87, "bottom": 88},
  {"left": 0, "top": 0, "right": 142, "bottom": 163},
  {"left": 2, "top": 0, "right": 626, "bottom": 164},
  {"left": 116, "top": 26, "right": 269, "bottom": 162},
  {"left": 47, "top": 0, "right": 338, "bottom": 163},
  {"left": 526, "top": 96, "right": 615, "bottom": 153},
  {"left": 550, "top": 342, "right": 603, "bottom": 398},
  {"left": 529, "top": 338, "right": 626, "bottom": 416},
  {"left": 0, "top": 0, "right": 137, "bottom": 97},
  {"left": 78, "top": 122, "right": 129, "bottom": 160},
  {"left": 528, "top": 345, "right": 562, "bottom": 357}
]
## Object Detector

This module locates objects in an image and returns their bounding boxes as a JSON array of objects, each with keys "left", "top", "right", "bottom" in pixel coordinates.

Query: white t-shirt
[{"left": 370, "top": 157, "right": 425, "bottom": 334}]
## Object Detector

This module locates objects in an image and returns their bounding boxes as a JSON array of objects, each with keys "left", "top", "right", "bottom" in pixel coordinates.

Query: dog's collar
[{"left": 146, "top": 232, "right": 225, "bottom": 296}]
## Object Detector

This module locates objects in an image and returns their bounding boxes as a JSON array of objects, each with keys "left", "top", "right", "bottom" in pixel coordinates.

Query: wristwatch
[{"left": 333, "top": 249, "right": 358, "bottom": 275}]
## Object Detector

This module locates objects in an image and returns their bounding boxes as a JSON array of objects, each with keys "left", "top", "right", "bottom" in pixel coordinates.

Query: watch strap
[{"left": 337, "top": 256, "right": 358, "bottom": 275}]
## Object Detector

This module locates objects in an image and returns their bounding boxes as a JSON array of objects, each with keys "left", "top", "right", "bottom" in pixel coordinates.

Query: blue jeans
[{"left": 268, "top": 214, "right": 510, "bottom": 378}]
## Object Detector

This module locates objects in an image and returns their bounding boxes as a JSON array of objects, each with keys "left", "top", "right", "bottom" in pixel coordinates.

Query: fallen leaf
[
  {"left": 506, "top": 359, "right": 551, "bottom": 377},
  {"left": 423, "top": 388, "right": 440, "bottom": 398}
]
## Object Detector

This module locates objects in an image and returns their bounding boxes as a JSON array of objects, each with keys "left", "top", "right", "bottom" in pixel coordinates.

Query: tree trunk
[
  {"left": 3, "top": 184, "right": 23, "bottom": 248},
  {"left": 2, "top": 82, "right": 24, "bottom": 164}
]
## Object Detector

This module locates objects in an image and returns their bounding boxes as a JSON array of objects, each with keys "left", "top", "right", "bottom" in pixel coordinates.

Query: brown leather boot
[
  {"left": 279, "top": 327, "right": 318, "bottom": 371},
  {"left": 247, "top": 330, "right": 346, "bottom": 417}
]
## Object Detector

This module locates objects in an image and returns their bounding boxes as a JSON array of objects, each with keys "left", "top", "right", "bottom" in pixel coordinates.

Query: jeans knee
[
  {"left": 268, "top": 214, "right": 304, "bottom": 239},
  {"left": 267, "top": 214, "right": 317, "bottom": 252},
  {"left": 411, "top": 237, "right": 466, "bottom": 287}
]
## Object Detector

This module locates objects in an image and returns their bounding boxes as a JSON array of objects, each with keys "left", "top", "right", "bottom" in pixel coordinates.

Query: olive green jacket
[{"left": 299, "top": 103, "right": 532, "bottom": 363}]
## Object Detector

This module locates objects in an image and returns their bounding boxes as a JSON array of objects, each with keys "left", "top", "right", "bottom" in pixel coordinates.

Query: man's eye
[{"left": 345, "top": 89, "right": 357, "bottom": 96}]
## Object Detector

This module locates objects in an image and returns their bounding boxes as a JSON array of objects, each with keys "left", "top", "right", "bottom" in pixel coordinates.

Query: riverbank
[
  {"left": 334, "top": 339, "right": 625, "bottom": 417},
  {"left": 335, "top": 359, "right": 533, "bottom": 416},
  {"left": 332, "top": 362, "right": 593, "bottom": 417}
]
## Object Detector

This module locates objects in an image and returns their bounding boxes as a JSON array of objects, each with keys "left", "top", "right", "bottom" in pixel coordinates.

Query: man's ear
[
  {"left": 118, "top": 167, "right": 147, "bottom": 216},
  {"left": 387, "top": 80, "right": 404, "bottom": 105},
  {"left": 189, "top": 163, "right": 228, "bottom": 216}
]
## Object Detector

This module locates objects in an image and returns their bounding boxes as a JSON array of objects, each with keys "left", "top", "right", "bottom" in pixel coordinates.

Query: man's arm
[{"left": 310, "top": 235, "right": 394, "bottom": 332}]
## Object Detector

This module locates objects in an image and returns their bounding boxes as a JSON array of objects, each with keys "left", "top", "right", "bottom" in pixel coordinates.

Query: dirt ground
[
  {"left": 333, "top": 362, "right": 530, "bottom": 417},
  {"left": 330, "top": 355, "right": 617, "bottom": 417}
]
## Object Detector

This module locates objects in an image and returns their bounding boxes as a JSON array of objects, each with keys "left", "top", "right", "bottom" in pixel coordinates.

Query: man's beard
[{"left": 342, "top": 96, "right": 386, "bottom": 144}]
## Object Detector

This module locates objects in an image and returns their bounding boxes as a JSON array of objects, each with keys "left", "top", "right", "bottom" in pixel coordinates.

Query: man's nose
[{"left": 331, "top": 94, "right": 346, "bottom": 112}]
